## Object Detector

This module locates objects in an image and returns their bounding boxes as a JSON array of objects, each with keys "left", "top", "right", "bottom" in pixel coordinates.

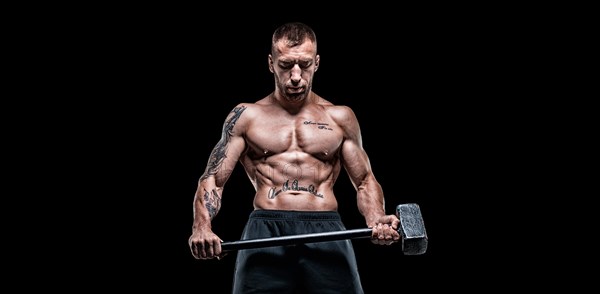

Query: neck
[{"left": 271, "top": 90, "right": 315, "bottom": 113}]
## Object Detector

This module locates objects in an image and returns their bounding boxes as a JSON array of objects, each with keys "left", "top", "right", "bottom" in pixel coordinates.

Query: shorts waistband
[{"left": 249, "top": 209, "right": 341, "bottom": 221}]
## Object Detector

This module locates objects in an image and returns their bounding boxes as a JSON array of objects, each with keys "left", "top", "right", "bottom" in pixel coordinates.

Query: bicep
[
  {"left": 341, "top": 138, "right": 372, "bottom": 187},
  {"left": 202, "top": 104, "right": 249, "bottom": 186},
  {"left": 209, "top": 135, "right": 245, "bottom": 186},
  {"left": 333, "top": 106, "right": 371, "bottom": 183}
]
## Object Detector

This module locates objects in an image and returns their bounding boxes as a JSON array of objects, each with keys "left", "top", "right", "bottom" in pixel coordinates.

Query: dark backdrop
[{"left": 76, "top": 8, "right": 519, "bottom": 292}]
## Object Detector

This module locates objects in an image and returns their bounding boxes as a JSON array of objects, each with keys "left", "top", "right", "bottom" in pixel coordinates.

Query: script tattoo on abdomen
[
  {"left": 267, "top": 179, "right": 324, "bottom": 199},
  {"left": 200, "top": 106, "right": 246, "bottom": 181},
  {"left": 203, "top": 188, "right": 221, "bottom": 219}
]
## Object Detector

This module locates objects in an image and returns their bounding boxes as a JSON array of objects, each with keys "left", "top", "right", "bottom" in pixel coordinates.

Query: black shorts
[{"left": 232, "top": 210, "right": 364, "bottom": 294}]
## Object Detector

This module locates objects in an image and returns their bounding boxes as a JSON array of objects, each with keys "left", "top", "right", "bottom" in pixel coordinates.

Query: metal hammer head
[{"left": 396, "top": 203, "right": 428, "bottom": 255}]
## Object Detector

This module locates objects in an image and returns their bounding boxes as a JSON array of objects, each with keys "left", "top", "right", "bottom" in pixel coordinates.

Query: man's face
[{"left": 269, "top": 39, "right": 320, "bottom": 103}]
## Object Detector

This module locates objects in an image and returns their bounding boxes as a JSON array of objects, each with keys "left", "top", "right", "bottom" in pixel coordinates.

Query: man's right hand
[{"left": 189, "top": 230, "right": 226, "bottom": 260}]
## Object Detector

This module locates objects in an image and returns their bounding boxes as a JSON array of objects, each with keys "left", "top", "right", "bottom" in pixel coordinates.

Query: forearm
[
  {"left": 356, "top": 178, "right": 386, "bottom": 227},
  {"left": 191, "top": 180, "right": 223, "bottom": 231}
]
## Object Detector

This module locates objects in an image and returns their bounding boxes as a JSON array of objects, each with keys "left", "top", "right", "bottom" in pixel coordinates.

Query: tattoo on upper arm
[
  {"left": 200, "top": 106, "right": 247, "bottom": 181},
  {"left": 204, "top": 188, "right": 221, "bottom": 219}
]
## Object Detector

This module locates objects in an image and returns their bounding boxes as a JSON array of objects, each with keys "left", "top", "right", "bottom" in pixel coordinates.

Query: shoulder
[
  {"left": 322, "top": 104, "right": 361, "bottom": 140},
  {"left": 234, "top": 94, "right": 276, "bottom": 114},
  {"left": 223, "top": 103, "right": 251, "bottom": 121},
  {"left": 218, "top": 103, "right": 251, "bottom": 133},
  {"left": 325, "top": 104, "right": 358, "bottom": 126},
  {"left": 313, "top": 92, "right": 359, "bottom": 127},
  {"left": 316, "top": 95, "right": 355, "bottom": 119},
  {"left": 226, "top": 102, "right": 266, "bottom": 120},
  {"left": 222, "top": 101, "right": 269, "bottom": 131}
]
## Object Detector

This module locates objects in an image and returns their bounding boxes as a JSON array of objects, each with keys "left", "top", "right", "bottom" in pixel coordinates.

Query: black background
[{"left": 53, "top": 6, "right": 533, "bottom": 292}]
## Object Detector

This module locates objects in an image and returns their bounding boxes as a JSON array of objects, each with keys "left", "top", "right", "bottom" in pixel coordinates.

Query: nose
[{"left": 290, "top": 64, "right": 302, "bottom": 83}]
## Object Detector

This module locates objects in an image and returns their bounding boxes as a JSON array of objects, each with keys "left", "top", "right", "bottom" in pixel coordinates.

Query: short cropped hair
[{"left": 271, "top": 22, "right": 317, "bottom": 54}]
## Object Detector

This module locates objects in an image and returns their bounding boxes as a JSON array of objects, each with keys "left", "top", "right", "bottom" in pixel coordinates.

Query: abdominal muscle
[
  {"left": 248, "top": 158, "right": 340, "bottom": 211},
  {"left": 253, "top": 189, "right": 339, "bottom": 211}
]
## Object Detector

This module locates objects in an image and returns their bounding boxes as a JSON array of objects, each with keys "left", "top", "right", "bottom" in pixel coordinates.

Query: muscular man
[{"left": 189, "top": 22, "right": 400, "bottom": 294}]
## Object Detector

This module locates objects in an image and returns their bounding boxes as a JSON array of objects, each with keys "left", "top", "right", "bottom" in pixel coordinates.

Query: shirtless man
[{"left": 189, "top": 22, "right": 400, "bottom": 294}]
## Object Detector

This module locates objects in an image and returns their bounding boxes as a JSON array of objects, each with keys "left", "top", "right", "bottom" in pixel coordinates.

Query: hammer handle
[{"left": 221, "top": 228, "right": 373, "bottom": 252}]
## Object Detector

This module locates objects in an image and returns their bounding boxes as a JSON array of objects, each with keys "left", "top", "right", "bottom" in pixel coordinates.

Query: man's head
[{"left": 269, "top": 22, "right": 320, "bottom": 103}]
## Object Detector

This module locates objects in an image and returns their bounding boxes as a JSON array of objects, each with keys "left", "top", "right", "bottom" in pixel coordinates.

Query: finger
[
  {"left": 211, "top": 238, "right": 222, "bottom": 257},
  {"left": 381, "top": 215, "right": 400, "bottom": 229},
  {"left": 192, "top": 240, "right": 205, "bottom": 259},
  {"left": 208, "top": 238, "right": 224, "bottom": 259},
  {"left": 370, "top": 225, "right": 378, "bottom": 242},
  {"left": 198, "top": 241, "right": 208, "bottom": 259},
  {"left": 391, "top": 217, "right": 400, "bottom": 230},
  {"left": 189, "top": 238, "right": 198, "bottom": 259},
  {"left": 383, "top": 224, "right": 392, "bottom": 240},
  {"left": 205, "top": 240, "right": 215, "bottom": 258},
  {"left": 382, "top": 224, "right": 398, "bottom": 245},
  {"left": 382, "top": 224, "right": 394, "bottom": 245},
  {"left": 191, "top": 244, "right": 199, "bottom": 259},
  {"left": 384, "top": 224, "right": 400, "bottom": 243},
  {"left": 376, "top": 223, "right": 386, "bottom": 244}
]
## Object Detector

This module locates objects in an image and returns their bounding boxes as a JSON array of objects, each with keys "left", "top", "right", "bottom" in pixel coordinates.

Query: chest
[{"left": 246, "top": 116, "right": 343, "bottom": 156}]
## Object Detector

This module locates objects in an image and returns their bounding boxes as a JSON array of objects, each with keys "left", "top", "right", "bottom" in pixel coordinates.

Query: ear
[
  {"left": 315, "top": 54, "right": 320, "bottom": 72},
  {"left": 268, "top": 55, "right": 274, "bottom": 73}
]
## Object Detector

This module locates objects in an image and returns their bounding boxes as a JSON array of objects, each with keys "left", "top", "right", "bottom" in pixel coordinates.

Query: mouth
[{"left": 287, "top": 87, "right": 305, "bottom": 94}]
